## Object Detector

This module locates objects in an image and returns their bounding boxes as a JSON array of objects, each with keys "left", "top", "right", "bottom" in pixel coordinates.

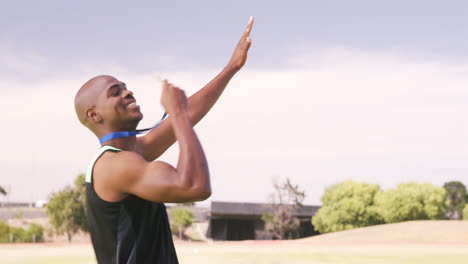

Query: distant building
[
  {"left": 0, "top": 202, "right": 34, "bottom": 208},
  {"left": 207, "top": 201, "right": 321, "bottom": 241},
  {"left": 1, "top": 200, "right": 322, "bottom": 241},
  {"left": 34, "top": 200, "right": 49, "bottom": 208}
]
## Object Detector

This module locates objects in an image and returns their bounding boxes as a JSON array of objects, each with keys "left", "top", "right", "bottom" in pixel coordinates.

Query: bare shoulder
[
  {"left": 93, "top": 150, "right": 151, "bottom": 201},
  {"left": 96, "top": 150, "right": 148, "bottom": 185},
  {"left": 94, "top": 150, "right": 172, "bottom": 189},
  {"left": 93, "top": 148, "right": 198, "bottom": 203}
]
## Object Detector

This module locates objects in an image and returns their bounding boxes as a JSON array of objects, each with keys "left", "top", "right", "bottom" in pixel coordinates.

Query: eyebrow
[{"left": 106, "top": 82, "right": 126, "bottom": 95}]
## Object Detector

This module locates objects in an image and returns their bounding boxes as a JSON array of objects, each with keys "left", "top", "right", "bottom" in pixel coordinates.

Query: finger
[
  {"left": 161, "top": 79, "right": 168, "bottom": 90},
  {"left": 177, "top": 87, "right": 185, "bottom": 95},
  {"left": 180, "top": 89, "right": 186, "bottom": 97},
  {"left": 245, "top": 16, "right": 254, "bottom": 35}
]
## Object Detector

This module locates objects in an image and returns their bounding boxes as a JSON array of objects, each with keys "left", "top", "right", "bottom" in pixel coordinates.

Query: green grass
[{"left": 1, "top": 242, "right": 468, "bottom": 264}]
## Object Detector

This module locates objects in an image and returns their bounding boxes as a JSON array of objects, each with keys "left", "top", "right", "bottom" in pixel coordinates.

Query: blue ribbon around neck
[{"left": 99, "top": 112, "right": 168, "bottom": 144}]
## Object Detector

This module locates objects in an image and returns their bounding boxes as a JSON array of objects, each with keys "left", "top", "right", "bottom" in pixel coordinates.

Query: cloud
[
  {"left": 0, "top": 44, "right": 50, "bottom": 80},
  {"left": 1, "top": 48, "right": 467, "bottom": 205}
]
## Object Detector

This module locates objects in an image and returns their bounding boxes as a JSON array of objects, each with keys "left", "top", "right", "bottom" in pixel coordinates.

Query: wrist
[
  {"left": 224, "top": 63, "right": 241, "bottom": 75},
  {"left": 170, "top": 108, "right": 189, "bottom": 118},
  {"left": 170, "top": 111, "right": 192, "bottom": 130}
]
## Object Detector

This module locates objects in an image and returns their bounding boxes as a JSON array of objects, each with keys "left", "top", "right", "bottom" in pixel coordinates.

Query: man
[{"left": 74, "top": 17, "right": 254, "bottom": 263}]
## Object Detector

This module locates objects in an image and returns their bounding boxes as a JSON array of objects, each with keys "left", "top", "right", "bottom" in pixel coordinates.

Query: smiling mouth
[{"left": 125, "top": 101, "right": 140, "bottom": 110}]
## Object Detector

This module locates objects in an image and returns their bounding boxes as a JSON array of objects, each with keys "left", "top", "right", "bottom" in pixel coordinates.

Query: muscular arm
[
  {"left": 109, "top": 83, "right": 210, "bottom": 203},
  {"left": 138, "top": 17, "right": 254, "bottom": 161}
]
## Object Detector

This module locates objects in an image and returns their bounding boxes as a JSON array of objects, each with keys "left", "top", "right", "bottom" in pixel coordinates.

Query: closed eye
[
  {"left": 108, "top": 86, "right": 122, "bottom": 97},
  {"left": 107, "top": 82, "right": 127, "bottom": 97}
]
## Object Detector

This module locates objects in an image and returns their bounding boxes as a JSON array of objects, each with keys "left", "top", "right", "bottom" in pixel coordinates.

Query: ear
[{"left": 86, "top": 106, "right": 103, "bottom": 124}]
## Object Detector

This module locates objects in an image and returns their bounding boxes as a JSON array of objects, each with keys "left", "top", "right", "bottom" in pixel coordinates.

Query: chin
[{"left": 136, "top": 112, "right": 143, "bottom": 121}]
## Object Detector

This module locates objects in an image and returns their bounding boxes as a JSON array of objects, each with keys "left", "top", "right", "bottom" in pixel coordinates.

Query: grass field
[
  {"left": 1, "top": 242, "right": 468, "bottom": 264},
  {"left": 2, "top": 221, "right": 468, "bottom": 264}
]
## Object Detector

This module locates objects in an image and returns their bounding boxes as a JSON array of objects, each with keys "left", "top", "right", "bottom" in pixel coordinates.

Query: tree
[
  {"left": 374, "top": 182, "right": 447, "bottom": 223},
  {"left": 46, "top": 174, "right": 87, "bottom": 241},
  {"left": 169, "top": 208, "right": 194, "bottom": 240},
  {"left": 443, "top": 181, "right": 467, "bottom": 220},
  {"left": 463, "top": 204, "right": 468, "bottom": 220},
  {"left": 312, "top": 180, "right": 383, "bottom": 234},
  {"left": 263, "top": 177, "right": 306, "bottom": 239},
  {"left": 73, "top": 174, "right": 87, "bottom": 232}
]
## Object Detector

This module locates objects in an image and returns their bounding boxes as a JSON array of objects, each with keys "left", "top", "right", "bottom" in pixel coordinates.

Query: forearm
[
  {"left": 171, "top": 112, "right": 211, "bottom": 197},
  {"left": 140, "top": 16, "right": 253, "bottom": 161},
  {"left": 186, "top": 16, "right": 253, "bottom": 125},
  {"left": 138, "top": 67, "right": 237, "bottom": 161},
  {"left": 187, "top": 65, "right": 237, "bottom": 125}
]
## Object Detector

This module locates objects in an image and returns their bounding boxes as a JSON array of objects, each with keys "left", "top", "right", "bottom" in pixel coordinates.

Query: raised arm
[
  {"left": 109, "top": 81, "right": 210, "bottom": 203},
  {"left": 138, "top": 17, "right": 255, "bottom": 161}
]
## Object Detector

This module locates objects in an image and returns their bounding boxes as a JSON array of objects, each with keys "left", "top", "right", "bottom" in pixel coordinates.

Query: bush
[
  {"left": 9, "top": 227, "right": 27, "bottom": 243},
  {"left": 26, "top": 223, "right": 44, "bottom": 242},
  {"left": 374, "top": 182, "right": 447, "bottom": 223},
  {"left": 0, "top": 221, "right": 10, "bottom": 243},
  {"left": 312, "top": 180, "right": 383, "bottom": 234},
  {"left": 0, "top": 222, "right": 44, "bottom": 243},
  {"left": 170, "top": 208, "right": 194, "bottom": 239}
]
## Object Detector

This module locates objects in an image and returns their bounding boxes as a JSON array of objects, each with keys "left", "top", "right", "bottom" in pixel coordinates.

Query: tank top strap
[{"left": 85, "top": 146, "right": 123, "bottom": 183}]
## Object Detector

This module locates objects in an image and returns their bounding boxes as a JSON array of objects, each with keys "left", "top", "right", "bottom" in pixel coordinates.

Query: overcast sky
[{"left": 1, "top": 0, "right": 467, "bottom": 206}]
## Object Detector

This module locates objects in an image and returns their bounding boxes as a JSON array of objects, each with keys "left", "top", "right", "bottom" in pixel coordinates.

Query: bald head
[
  {"left": 75, "top": 75, "right": 116, "bottom": 128},
  {"left": 75, "top": 75, "right": 144, "bottom": 138}
]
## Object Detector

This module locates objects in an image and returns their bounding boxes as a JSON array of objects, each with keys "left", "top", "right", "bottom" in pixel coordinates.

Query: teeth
[{"left": 129, "top": 102, "right": 136, "bottom": 106}]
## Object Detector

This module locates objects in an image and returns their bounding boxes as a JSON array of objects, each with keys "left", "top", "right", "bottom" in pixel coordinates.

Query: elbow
[
  {"left": 178, "top": 179, "right": 211, "bottom": 202},
  {"left": 192, "top": 186, "right": 211, "bottom": 201},
  {"left": 181, "top": 168, "right": 211, "bottom": 201},
  {"left": 200, "top": 188, "right": 212, "bottom": 200}
]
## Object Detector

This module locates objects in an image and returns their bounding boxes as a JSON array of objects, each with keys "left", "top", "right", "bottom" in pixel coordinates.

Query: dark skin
[{"left": 74, "top": 17, "right": 254, "bottom": 203}]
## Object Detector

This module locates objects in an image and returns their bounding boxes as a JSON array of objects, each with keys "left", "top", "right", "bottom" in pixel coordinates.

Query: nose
[{"left": 123, "top": 89, "right": 134, "bottom": 98}]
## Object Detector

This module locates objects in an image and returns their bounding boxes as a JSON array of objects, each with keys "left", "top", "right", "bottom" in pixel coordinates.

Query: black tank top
[{"left": 85, "top": 146, "right": 178, "bottom": 264}]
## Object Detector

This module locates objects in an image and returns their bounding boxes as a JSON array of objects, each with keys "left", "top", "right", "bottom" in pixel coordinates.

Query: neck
[
  {"left": 101, "top": 136, "right": 138, "bottom": 151},
  {"left": 96, "top": 121, "right": 140, "bottom": 150}
]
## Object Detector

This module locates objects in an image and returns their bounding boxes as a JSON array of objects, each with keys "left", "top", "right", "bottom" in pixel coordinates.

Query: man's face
[{"left": 95, "top": 76, "right": 143, "bottom": 130}]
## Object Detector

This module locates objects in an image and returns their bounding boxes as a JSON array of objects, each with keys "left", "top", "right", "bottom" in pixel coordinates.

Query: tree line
[
  {"left": 312, "top": 180, "right": 468, "bottom": 234},
  {"left": 41, "top": 175, "right": 468, "bottom": 241}
]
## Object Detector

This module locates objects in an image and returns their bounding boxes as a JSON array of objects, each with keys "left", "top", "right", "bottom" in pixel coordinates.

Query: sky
[{"left": 0, "top": 0, "right": 467, "bottom": 206}]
